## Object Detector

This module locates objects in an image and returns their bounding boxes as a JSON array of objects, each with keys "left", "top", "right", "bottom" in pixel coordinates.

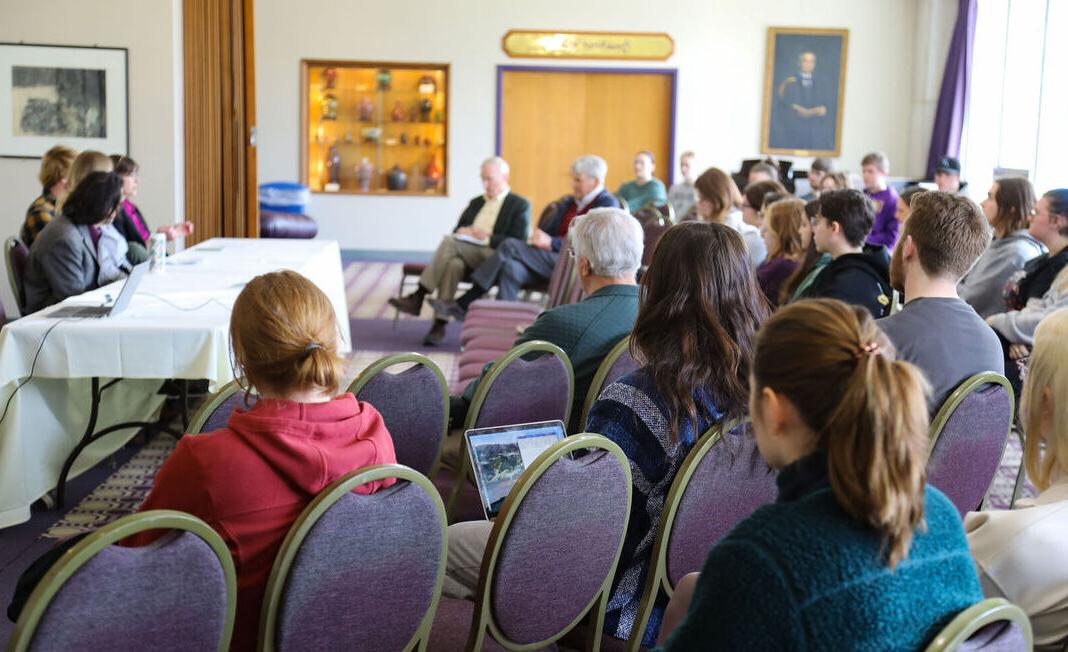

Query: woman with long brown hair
[
  {"left": 757, "top": 197, "right": 808, "bottom": 305},
  {"left": 657, "top": 299, "right": 982, "bottom": 649},
  {"left": 585, "top": 220, "right": 769, "bottom": 646},
  {"left": 693, "top": 166, "right": 767, "bottom": 267}
]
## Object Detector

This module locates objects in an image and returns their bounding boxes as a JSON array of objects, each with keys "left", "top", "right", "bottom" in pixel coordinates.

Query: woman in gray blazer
[{"left": 23, "top": 171, "right": 123, "bottom": 314}]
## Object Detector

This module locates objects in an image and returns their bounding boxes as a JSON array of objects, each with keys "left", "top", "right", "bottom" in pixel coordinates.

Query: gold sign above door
[{"left": 502, "top": 30, "right": 674, "bottom": 61}]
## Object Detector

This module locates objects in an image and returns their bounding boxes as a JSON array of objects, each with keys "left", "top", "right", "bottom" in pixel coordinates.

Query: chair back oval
[
  {"left": 579, "top": 336, "right": 640, "bottom": 429},
  {"left": 927, "top": 372, "right": 1014, "bottom": 515},
  {"left": 466, "top": 340, "right": 574, "bottom": 431},
  {"left": 475, "top": 434, "right": 631, "bottom": 651},
  {"left": 8, "top": 510, "right": 236, "bottom": 652},
  {"left": 923, "top": 597, "right": 1032, "bottom": 652},
  {"left": 259, "top": 464, "right": 447, "bottom": 652},
  {"left": 6, "top": 236, "right": 29, "bottom": 314},
  {"left": 187, "top": 379, "right": 258, "bottom": 435},
  {"left": 546, "top": 248, "right": 576, "bottom": 308},
  {"left": 347, "top": 353, "right": 449, "bottom": 477},
  {"left": 641, "top": 216, "right": 671, "bottom": 267}
]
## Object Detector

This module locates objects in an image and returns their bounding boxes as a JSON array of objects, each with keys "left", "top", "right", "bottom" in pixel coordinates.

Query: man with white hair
[
  {"left": 389, "top": 156, "right": 531, "bottom": 345},
  {"left": 450, "top": 207, "right": 643, "bottom": 433},
  {"left": 431, "top": 154, "right": 620, "bottom": 320}
]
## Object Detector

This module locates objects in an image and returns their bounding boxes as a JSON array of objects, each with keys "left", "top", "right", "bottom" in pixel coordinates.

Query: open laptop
[
  {"left": 464, "top": 420, "right": 567, "bottom": 519},
  {"left": 49, "top": 262, "right": 148, "bottom": 318}
]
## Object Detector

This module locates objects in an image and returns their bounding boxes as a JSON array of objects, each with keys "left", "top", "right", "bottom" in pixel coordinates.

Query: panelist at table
[
  {"left": 389, "top": 156, "right": 531, "bottom": 345},
  {"left": 431, "top": 155, "right": 619, "bottom": 321}
]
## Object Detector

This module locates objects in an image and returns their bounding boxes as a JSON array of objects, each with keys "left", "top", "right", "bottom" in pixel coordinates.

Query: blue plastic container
[{"left": 258, "top": 182, "right": 310, "bottom": 214}]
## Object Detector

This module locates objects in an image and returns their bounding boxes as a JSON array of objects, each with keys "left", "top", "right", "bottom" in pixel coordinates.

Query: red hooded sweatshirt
[{"left": 126, "top": 393, "right": 396, "bottom": 651}]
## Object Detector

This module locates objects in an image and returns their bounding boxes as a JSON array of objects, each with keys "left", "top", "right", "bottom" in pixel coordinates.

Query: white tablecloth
[{"left": 0, "top": 238, "right": 351, "bottom": 528}]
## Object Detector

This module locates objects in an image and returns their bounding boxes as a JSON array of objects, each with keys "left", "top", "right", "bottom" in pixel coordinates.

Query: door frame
[{"left": 494, "top": 64, "right": 678, "bottom": 186}]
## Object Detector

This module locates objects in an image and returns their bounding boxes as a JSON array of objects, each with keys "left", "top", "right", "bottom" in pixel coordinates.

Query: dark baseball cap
[{"left": 935, "top": 156, "right": 961, "bottom": 174}]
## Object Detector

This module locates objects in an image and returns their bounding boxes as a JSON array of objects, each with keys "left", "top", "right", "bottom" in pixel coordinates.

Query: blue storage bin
[{"left": 259, "top": 182, "right": 311, "bottom": 214}]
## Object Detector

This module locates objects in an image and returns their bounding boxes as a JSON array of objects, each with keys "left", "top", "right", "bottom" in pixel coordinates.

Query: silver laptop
[
  {"left": 50, "top": 262, "right": 148, "bottom": 318},
  {"left": 464, "top": 420, "right": 566, "bottom": 519}
]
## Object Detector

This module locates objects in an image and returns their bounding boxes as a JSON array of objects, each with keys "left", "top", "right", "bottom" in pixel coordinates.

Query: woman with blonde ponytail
[
  {"left": 125, "top": 270, "right": 397, "bottom": 651},
  {"left": 967, "top": 307, "right": 1068, "bottom": 650},
  {"left": 656, "top": 299, "right": 982, "bottom": 650}
]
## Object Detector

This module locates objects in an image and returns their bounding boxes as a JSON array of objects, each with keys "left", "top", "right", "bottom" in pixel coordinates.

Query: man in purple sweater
[{"left": 861, "top": 151, "right": 900, "bottom": 248}]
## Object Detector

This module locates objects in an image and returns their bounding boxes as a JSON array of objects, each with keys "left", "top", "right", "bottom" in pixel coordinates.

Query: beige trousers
[
  {"left": 420, "top": 236, "right": 493, "bottom": 304},
  {"left": 442, "top": 520, "right": 494, "bottom": 599}
]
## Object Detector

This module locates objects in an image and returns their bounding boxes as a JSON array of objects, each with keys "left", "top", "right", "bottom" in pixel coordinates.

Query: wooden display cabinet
[{"left": 300, "top": 59, "right": 449, "bottom": 196}]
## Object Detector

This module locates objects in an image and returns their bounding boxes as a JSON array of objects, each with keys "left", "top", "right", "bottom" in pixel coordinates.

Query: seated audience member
[
  {"left": 801, "top": 157, "right": 834, "bottom": 200},
  {"left": 389, "top": 157, "right": 531, "bottom": 344},
  {"left": 655, "top": 299, "right": 983, "bottom": 650},
  {"left": 800, "top": 189, "right": 892, "bottom": 317},
  {"left": 20, "top": 144, "right": 76, "bottom": 247},
  {"left": 450, "top": 207, "right": 641, "bottom": 441},
  {"left": 740, "top": 178, "right": 787, "bottom": 229},
  {"left": 22, "top": 171, "right": 121, "bottom": 312},
  {"left": 781, "top": 199, "right": 831, "bottom": 304},
  {"left": 757, "top": 198, "right": 808, "bottom": 306},
  {"left": 585, "top": 221, "right": 768, "bottom": 646},
  {"left": 860, "top": 151, "right": 900, "bottom": 248},
  {"left": 894, "top": 185, "right": 927, "bottom": 224},
  {"left": 987, "top": 189, "right": 1068, "bottom": 394},
  {"left": 933, "top": 156, "right": 969, "bottom": 197},
  {"left": 747, "top": 160, "right": 779, "bottom": 185},
  {"left": 126, "top": 270, "right": 396, "bottom": 651},
  {"left": 819, "top": 170, "right": 852, "bottom": 193},
  {"left": 110, "top": 155, "right": 195, "bottom": 258},
  {"left": 966, "top": 308, "right": 1068, "bottom": 651},
  {"left": 958, "top": 177, "right": 1044, "bottom": 318},
  {"left": 694, "top": 167, "right": 767, "bottom": 267},
  {"left": 434, "top": 155, "right": 618, "bottom": 318},
  {"left": 64, "top": 151, "right": 130, "bottom": 285},
  {"left": 880, "top": 191, "right": 1002, "bottom": 412},
  {"left": 667, "top": 150, "right": 696, "bottom": 220},
  {"left": 617, "top": 150, "right": 667, "bottom": 214}
]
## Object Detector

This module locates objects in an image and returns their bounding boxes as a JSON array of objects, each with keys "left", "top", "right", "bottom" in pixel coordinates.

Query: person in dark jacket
[
  {"left": 801, "top": 188, "right": 892, "bottom": 317},
  {"left": 389, "top": 157, "right": 531, "bottom": 344}
]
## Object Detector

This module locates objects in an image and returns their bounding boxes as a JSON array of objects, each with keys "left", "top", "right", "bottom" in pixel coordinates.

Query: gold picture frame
[{"left": 760, "top": 27, "right": 849, "bottom": 157}]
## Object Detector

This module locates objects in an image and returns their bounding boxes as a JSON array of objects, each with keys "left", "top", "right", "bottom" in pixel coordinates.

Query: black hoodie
[{"left": 800, "top": 244, "right": 892, "bottom": 317}]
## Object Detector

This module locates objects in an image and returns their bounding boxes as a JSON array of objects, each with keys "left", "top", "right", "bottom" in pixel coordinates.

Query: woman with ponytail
[
  {"left": 656, "top": 299, "right": 982, "bottom": 650},
  {"left": 126, "top": 270, "right": 396, "bottom": 651}
]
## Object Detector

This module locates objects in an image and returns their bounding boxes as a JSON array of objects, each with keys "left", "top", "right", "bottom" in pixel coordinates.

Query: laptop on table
[
  {"left": 464, "top": 420, "right": 567, "bottom": 519},
  {"left": 49, "top": 262, "right": 148, "bottom": 318}
]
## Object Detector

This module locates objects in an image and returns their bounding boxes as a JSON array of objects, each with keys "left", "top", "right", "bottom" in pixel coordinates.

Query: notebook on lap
[
  {"left": 49, "top": 262, "right": 148, "bottom": 318},
  {"left": 464, "top": 420, "right": 567, "bottom": 519}
]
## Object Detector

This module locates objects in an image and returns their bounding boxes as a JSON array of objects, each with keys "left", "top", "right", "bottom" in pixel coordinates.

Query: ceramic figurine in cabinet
[{"left": 357, "top": 96, "right": 374, "bottom": 122}]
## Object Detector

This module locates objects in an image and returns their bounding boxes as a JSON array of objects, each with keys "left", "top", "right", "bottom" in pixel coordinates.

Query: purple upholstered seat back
[
  {"left": 927, "top": 383, "right": 1012, "bottom": 515},
  {"left": 490, "top": 449, "right": 629, "bottom": 645},
  {"left": 29, "top": 532, "right": 228, "bottom": 652},
  {"left": 546, "top": 250, "right": 576, "bottom": 308},
  {"left": 603, "top": 348, "right": 639, "bottom": 392},
  {"left": 274, "top": 480, "right": 443, "bottom": 651},
  {"left": 642, "top": 218, "right": 671, "bottom": 266},
  {"left": 355, "top": 364, "right": 446, "bottom": 476},
  {"left": 666, "top": 427, "right": 777, "bottom": 586},
  {"left": 474, "top": 353, "right": 571, "bottom": 429},
  {"left": 200, "top": 391, "right": 258, "bottom": 434},
  {"left": 9, "top": 238, "right": 29, "bottom": 312},
  {"left": 956, "top": 619, "right": 1029, "bottom": 651}
]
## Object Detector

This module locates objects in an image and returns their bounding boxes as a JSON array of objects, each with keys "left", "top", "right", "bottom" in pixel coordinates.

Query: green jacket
[
  {"left": 454, "top": 192, "right": 532, "bottom": 249},
  {"left": 462, "top": 284, "right": 640, "bottom": 431}
]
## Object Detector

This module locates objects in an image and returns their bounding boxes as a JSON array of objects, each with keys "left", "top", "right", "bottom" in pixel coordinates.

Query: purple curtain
[{"left": 926, "top": 0, "right": 978, "bottom": 178}]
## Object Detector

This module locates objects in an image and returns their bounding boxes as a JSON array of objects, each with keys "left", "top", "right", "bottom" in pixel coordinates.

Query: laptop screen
[
  {"left": 108, "top": 262, "right": 149, "bottom": 316},
  {"left": 464, "top": 420, "right": 566, "bottom": 518}
]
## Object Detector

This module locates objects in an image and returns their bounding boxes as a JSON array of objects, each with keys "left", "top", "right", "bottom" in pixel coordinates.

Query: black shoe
[
  {"left": 423, "top": 320, "right": 447, "bottom": 346},
  {"left": 428, "top": 298, "right": 467, "bottom": 321},
  {"left": 388, "top": 293, "right": 424, "bottom": 316}
]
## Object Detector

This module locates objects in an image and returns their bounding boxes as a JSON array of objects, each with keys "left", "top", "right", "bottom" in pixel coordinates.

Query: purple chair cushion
[
  {"left": 275, "top": 480, "right": 443, "bottom": 650},
  {"left": 490, "top": 450, "right": 628, "bottom": 645},
  {"left": 957, "top": 620, "right": 1029, "bottom": 651},
  {"left": 927, "top": 384, "right": 1013, "bottom": 515},
  {"left": 666, "top": 428, "right": 777, "bottom": 586},
  {"left": 260, "top": 211, "right": 318, "bottom": 239},
  {"left": 29, "top": 532, "right": 228, "bottom": 652},
  {"left": 201, "top": 391, "right": 257, "bottom": 434},
  {"left": 474, "top": 353, "right": 571, "bottom": 429},
  {"left": 461, "top": 324, "right": 531, "bottom": 347},
  {"left": 402, "top": 262, "right": 428, "bottom": 276},
  {"left": 10, "top": 239, "right": 29, "bottom": 311},
  {"left": 355, "top": 364, "right": 446, "bottom": 476},
  {"left": 596, "top": 350, "right": 639, "bottom": 400},
  {"left": 468, "top": 298, "right": 543, "bottom": 314},
  {"left": 464, "top": 333, "right": 523, "bottom": 354}
]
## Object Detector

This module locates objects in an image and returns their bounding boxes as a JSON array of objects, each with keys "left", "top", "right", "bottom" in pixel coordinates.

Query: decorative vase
[
  {"left": 409, "top": 163, "right": 424, "bottom": 191},
  {"left": 357, "top": 97, "right": 374, "bottom": 122},
  {"left": 391, "top": 101, "right": 406, "bottom": 122},
  {"left": 417, "top": 75, "right": 436, "bottom": 94},
  {"left": 357, "top": 158, "right": 374, "bottom": 192},
  {"left": 321, "top": 93, "right": 338, "bottom": 121},
  {"left": 321, "top": 67, "right": 337, "bottom": 90},
  {"left": 386, "top": 165, "right": 408, "bottom": 191},
  {"left": 419, "top": 98, "right": 433, "bottom": 122},
  {"left": 376, "top": 68, "right": 392, "bottom": 91},
  {"left": 424, "top": 159, "right": 442, "bottom": 191},
  {"left": 325, "top": 144, "right": 342, "bottom": 188}
]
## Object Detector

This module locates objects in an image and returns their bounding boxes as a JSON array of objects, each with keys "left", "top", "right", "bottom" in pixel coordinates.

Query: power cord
[
  {"left": 136, "top": 293, "right": 232, "bottom": 312},
  {"left": 0, "top": 318, "right": 81, "bottom": 428}
]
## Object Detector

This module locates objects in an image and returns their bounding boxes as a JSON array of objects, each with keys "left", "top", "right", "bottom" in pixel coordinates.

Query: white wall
[
  {"left": 255, "top": 0, "right": 926, "bottom": 252},
  {"left": 0, "top": 0, "right": 183, "bottom": 316}
]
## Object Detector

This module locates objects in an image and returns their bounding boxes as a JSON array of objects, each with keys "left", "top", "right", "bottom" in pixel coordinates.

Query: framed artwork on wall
[
  {"left": 760, "top": 27, "right": 848, "bottom": 157},
  {"left": 0, "top": 43, "right": 128, "bottom": 159}
]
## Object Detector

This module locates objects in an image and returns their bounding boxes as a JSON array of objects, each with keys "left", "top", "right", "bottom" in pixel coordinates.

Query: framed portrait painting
[
  {"left": 0, "top": 43, "right": 128, "bottom": 158},
  {"left": 760, "top": 27, "right": 848, "bottom": 157}
]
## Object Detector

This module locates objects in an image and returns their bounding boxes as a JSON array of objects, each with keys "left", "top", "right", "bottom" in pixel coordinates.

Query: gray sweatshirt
[
  {"left": 958, "top": 230, "right": 1045, "bottom": 318},
  {"left": 988, "top": 270, "right": 1068, "bottom": 345}
]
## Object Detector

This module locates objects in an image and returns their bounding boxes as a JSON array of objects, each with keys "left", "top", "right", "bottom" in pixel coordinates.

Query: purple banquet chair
[
  {"left": 445, "top": 340, "right": 574, "bottom": 520},
  {"left": 187, "top": 379, "right": 258, "bottom": 435},
  {"left": 429, "top": 434, "right": 632, "bottom": 652},
  {"left": 7, "top": 510, "right": 237, "bottom": 652},
  {"left": 924, "top": 597, "right": 1032, "bottom": 651},
  {"left": 5, "top": 236, "right": 29, "bottom": 315},
  {"left": 578, "top": 336, "right": 640, "bottom": 431},
  {"left": 926, "top": 372, "right": 1014, "bottom": 516},
  {"left": 347, "top": 353, "right": 450, "bottom": 478},
  {"left": 258, "top": 464, "right": 447, "bottom": 652}
]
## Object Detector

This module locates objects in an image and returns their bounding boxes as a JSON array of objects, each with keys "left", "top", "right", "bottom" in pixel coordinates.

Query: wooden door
[{"left": 499, "top": 68, "right": 675, "bottom": 215}]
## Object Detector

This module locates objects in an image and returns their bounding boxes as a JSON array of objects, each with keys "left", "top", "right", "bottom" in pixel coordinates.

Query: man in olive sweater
[{"left": 390, "top": 156, "right": 531, "bottom": 344}]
